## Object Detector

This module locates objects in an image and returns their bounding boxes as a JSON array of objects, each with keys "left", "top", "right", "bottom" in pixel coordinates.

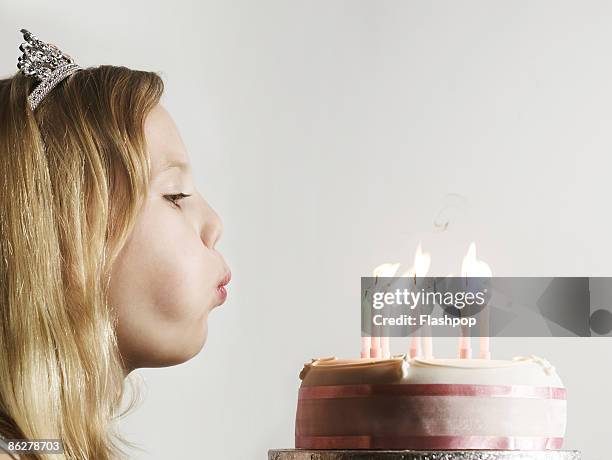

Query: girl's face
[{"left": 109, "top": 104, "right": 230, "bottom": 371}]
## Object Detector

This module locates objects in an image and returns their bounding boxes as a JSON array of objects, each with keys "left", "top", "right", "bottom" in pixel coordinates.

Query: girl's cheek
[{"left": 149, "top": 244, "right": 214, "bottom": 320}]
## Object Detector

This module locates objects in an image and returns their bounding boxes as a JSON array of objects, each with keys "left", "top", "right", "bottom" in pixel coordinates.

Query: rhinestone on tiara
[{"left": 16, "top": 28, "right": 82, "bottom": 111}]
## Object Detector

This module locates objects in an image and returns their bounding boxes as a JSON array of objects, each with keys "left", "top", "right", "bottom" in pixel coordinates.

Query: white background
[{"left": 1, "top": 1, "right": 611, "bottom": 458}]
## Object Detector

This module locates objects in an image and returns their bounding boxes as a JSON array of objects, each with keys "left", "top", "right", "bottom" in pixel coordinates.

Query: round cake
[{"left": 295, "top": 355, "right": 567, "bottom": 450}]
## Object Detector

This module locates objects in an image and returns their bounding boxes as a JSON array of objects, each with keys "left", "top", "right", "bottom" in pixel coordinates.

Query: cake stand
[{"left": 268, "top": 449, "right": 581, "bottom": 460}]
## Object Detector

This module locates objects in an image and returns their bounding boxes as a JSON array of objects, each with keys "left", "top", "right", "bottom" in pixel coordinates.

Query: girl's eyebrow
[{"left": 158, "top": 158, "right": 191, "bottom": 174}]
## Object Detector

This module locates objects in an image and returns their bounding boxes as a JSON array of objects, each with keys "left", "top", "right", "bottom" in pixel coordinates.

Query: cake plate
[{"left": 268, "top": 449, "right": 581, "bottom": 460}]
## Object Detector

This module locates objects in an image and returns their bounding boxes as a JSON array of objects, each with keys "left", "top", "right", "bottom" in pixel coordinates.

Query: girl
[{"left": 0, "top": 30, "right": 230, "bottom": 459}]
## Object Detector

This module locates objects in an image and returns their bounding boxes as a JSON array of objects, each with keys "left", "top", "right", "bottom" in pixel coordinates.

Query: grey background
[{"left": 1, "top": 1, "right": 611, "bottom": 459}]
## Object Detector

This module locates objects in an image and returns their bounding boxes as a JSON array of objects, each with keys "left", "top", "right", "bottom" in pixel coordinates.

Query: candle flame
[
  {"left": 461, "top": 242, "right": 492, "bottom": 277},
  {"left": 372, "top": 263, "right": 400, "bottom": 277},
  {"left": 401, "top": 243, "right": 431, "bottom": 278}
]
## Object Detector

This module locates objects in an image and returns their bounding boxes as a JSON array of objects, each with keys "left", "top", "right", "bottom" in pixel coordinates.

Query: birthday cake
[{"left": 295, "top": 355, "right": 567, "bottom": 450}]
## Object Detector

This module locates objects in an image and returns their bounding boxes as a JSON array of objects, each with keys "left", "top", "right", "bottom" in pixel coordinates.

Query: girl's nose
[{"left": 200, "top": 201, "right": 223, "bottom": 249}]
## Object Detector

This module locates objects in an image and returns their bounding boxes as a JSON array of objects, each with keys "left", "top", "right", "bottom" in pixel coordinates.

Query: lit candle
[
  {"left": 381, "top": 336, "right": 390, "bottom": 359},
  {"left": 402, "top": 244, "right": 432, "bottom": 359},
  {"left": 459, "top": 242, "right": 492, "bottom": 359},
  {"left": 479, "top": 306, "right": 491, "bottom": 360},
  {"left": 370, "top": 336, "right": 382, "bottom": 358},
  {"left": 369, "top": 263, "right": 400, "bottom": 359},
  {"left": 361, "top": 284, "right": 371, "bottom": 358},
  {"left": 458, "top": 328, "right": 472, "bottom": 359},
  {"left": 360, "top": 336, "right": 371, "bottom": 358},
  {"left": 422, "top": 322, "right": 433, "bottom": 359},
  {"left": 409, "top": 335, "right": 421, "bottom": 358}
]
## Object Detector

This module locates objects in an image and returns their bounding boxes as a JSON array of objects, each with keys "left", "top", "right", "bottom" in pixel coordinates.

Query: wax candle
[
  {"left": 409, "top": 335, "right": 421, "bottom": 358},
  {"left": 403, "top": 244, "right": 432, "bottom": 359},
  {"left": 479, "top": 306, "right": 491, "bottom": 359},
  {"left": 361, "top": 336, "right": 371, "bottom": 358},
  {"left": 370, "top": 336, "right": 382, "bottom": 358},
  {"left": 460, "top": 242, "right": 492, "bottom": 359},
  {"left": 381, "top": 335, "right": 390, "bottom": 359},
  {"left": 369, "top": 263, "right": 400, "bottom": 359}
]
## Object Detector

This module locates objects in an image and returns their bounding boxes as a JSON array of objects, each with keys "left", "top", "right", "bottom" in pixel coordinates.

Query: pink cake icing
[{"left": 295, "top": 355, "right": 566, "bottom": 450}]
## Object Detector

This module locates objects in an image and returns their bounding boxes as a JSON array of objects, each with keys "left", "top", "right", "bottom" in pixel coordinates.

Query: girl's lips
[
  {"left": 216, "top": 270, "right": 231, "bottom": 305},
  {"left": 217, "top": 285, "right": 228, "bottom": 304}
]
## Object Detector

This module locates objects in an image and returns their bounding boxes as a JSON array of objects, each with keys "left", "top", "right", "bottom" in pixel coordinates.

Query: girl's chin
[{"left": 149, "top": 321, "right": 209, "bottom": 368}]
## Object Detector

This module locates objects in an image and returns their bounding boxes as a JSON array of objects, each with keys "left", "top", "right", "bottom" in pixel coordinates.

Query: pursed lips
[{"left": 215, "top": 270, "right": 231, "bottom": 305}]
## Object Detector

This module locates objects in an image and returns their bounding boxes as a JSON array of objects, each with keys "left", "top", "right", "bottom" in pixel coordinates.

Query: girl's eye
[{"left": 164, "top": 193, "right": 192, "bottom": 208}]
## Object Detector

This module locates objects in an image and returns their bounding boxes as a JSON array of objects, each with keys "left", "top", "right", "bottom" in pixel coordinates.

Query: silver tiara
[{"left": 16, "top": 28, "right": 82, "bottom": 111}]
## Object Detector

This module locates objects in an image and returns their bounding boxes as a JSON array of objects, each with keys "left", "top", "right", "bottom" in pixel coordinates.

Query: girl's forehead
[{"left": 145, "top": 104, "right": 191, "bottom": 177}]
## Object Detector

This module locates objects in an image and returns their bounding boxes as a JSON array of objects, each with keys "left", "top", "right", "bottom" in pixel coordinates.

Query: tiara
[{"left": 16, "top": 28, "right": 82, "bottom": 111}]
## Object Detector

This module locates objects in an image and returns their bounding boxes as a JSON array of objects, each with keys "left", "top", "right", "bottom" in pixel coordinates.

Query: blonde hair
[{"left": 0, "top": 66, "right": 164, "bottom": 459}]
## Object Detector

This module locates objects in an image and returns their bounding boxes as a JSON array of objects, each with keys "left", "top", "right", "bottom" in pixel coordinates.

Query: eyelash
[{"left": 165, "top": 193, "right": 192, "bottom": 208}]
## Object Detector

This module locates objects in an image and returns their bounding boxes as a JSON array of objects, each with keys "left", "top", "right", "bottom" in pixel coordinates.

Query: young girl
[{"left": 0, "top": 30, "right": 230, "bottom": 459}]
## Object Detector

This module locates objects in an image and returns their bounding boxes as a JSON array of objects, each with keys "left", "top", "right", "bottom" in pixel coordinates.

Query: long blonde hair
[{"left": 0, "top": 65, "right": 164, "bottom": 459}]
